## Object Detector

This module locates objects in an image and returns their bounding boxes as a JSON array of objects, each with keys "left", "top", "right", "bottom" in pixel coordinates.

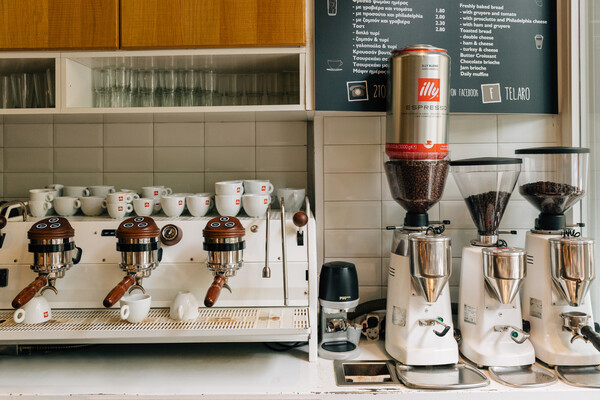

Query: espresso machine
[
  {"left": 516, "top": 147, "right": 600, "bottom": 387},
  {"left": 450, "top": 157, "right": 556, "bottom": 386},
  {"left": 318, "top": 261, "right": 360, "bottom": 360},
  {"left": 384, "top": 45, "right": 487, "bottom": 389}
]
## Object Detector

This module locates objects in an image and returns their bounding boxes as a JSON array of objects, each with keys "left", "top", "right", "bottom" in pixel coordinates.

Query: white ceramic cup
[
  {"left": 242, "top": 194, "right": 270, "bottom": 217},
  {"left": 29, "top": 188, "right": 56, "bottom": 202},
  {"left": 243, "top": 180, "right": 274, "bottom": 195},
  {"left": 141, "top": 186, "right": 171, "bottom": 198},
  {"left": 161, "top": 195, "right": 186, "bottom": 217},
  {"left": 105, "top": 192, "right": 134, "bottom": 204},
  {"left": 46, "top": 184, "right": 64, "bottom": 196},
  {"left": 80, "top": 196, "right": 106, "bottom": 216},
  {"left": 215, "top": 195, "right": 242, "bottom": 216},
  {"left": 54, "top": 196, "right": 81, "bottom": 216},
  {"left": 133, "top": 198, "right": 155, "bottom": 217},
  {"left": 14, "top": 296, "right": 52, "bottom": 324},
  {"left": 120, "top": 189, "right": 140, "bottom": 196},
  {"left": 170, "top": 291, "right": 200, "bottom": 321},
  {"left": 29, "top": 200, "right": 52, "bottom": 218},
  {"left": 277, "top": 188, "right": 305, "bottom": 213},
  {"left": 120, "top": 293, "right": 151, "bottom": 323},
  {"left": 186, "top": 195, "right": 213, "bottom": 217},
  {"left": 107, "top": 203, "right": 133, "bottom": 219},
  {"left": 215, "top": 180, "right": 244, "bottom": 195},
  {"left": 89, "top": 185, "right": 115, "bottom": 198},
  {"left": 63, "top": 186, "right": 90, "bottom": 198}
]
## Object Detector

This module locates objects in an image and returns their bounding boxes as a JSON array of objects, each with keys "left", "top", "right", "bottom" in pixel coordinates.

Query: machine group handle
[
  {"left": 103, "top": 275, "right": 135, "bottom": 308},
  {"left": 12, "top": 276, "right": 48, "bottom": 309},
  {"left": 204, "top": 275, "right": 227, "bottom": 308}
]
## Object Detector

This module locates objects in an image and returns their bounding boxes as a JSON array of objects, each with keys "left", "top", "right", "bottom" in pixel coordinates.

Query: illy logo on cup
[
  {"left": 235, "top": 199, "right": 240, "bottom": 205},
  {"left": 261, "top": 185, "right": 266, "bottom": 191},
  {"left": 118, "top": 196, "right": 124, "bottom": 201},
  {"left": 178, "top": 200, "right": 183, "bottom": 205},
  {"left": 154, "top": 190, "right": 159, "bottom": 196},
  {"left": 418, "top": 78, "right": 440, "bottom": 102},
  {"left": 145, "top": 202, "right": 150, "bottom": 207},
  {"left": 44, "top": 311, "right": 48, "bottom": 318},
  {"left": 118, "top": 206, "right": 124, "bottom": 211},
  {"left": 237, "top": 187, "right": 241, "bottom": 193},
  {"left": 264, "top": 199, "right": 268, "bottom": 204},
  {"left": 205, "top": 200, "right": 210, "bottom": 205}
]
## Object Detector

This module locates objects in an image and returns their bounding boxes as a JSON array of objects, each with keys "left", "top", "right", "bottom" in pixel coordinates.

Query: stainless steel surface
[
  {"left": 471, "top": 235, "right": 499, "bottom": 246},
  {"left": 395, "top": 363, "right": 489, "bottom": 389},
  {"left": 386, "top": 44, "right": 450, "bottom": 155},
  {"left": 262, "top": 206, "right": 271, "bottom": 278},
  {"left": 390, "top": 228, "right": 427, "bottom": 256},
  {"left": 205, "top": 236, "right": 244, "bottom": 274},
  {"left": 281, "top": 198, "right": 288, "bottom": 307},
  {"left": 560, "top": 311, "right": 591, "bottom": 343},
  {"left": 334, "top": 360, "right": 400, "bottom": 386},
  {"left": 119, "top": 237, "right": 161, "bottom": 273},
  {"left": 30, "top": 238, "right": 77, "bottom": 275},
  {"left": 555, "top": 365, "right": 600, "bottom": 388},
  {"left": 1, "top": 200, "right": 27, "bottom": 221},
  {"left": 325, "top": 318, "right": 349, "bottom": 333},
  {"left": 482, "top": 247, "right": 526, "bottom": 304},
  {"left": 409, "top": 234, "right": 451, "bottom": 303},
  {"left": 549, "top": 237, "right": 595, "bottom": 306},
  {"left": 488, "top": 364, "right": 557, "bottom": 388}
]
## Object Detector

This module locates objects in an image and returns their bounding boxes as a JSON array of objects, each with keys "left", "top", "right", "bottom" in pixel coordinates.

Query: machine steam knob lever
[{"left": 293, "top": 212, "right": 307, "bottom": 246}]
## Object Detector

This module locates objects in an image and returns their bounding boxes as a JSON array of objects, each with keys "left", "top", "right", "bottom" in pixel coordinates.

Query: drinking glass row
[
  {"left": 92, "top": 68, "right": 300, "bottom": 108},
  {"left": 0, "top": 69, "right": 55, "bottom": 109}
]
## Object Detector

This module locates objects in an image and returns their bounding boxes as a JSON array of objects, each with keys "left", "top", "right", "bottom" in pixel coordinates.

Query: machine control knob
[
  {"left": 293, "top": 212, "right": 308, "bottom": 228},
  {"left": 160, "top": 224, "right": 183, "bottom": 246}
]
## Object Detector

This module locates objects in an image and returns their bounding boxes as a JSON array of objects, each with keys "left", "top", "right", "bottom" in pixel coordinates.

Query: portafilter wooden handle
[
  {"left": 103, "top": 275, "right": 135, "bottom": 308},
  {"left": 12, "top": 275, "right": 47, "bottom": 309},
  {"left": 204, "top": 275, "right": 227, "bottom": 307}
]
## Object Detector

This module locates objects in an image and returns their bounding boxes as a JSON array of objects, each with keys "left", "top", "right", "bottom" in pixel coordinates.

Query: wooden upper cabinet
[
  {"left": 121, "top": 0, "right": 306, "bottom": 49},
  {"left": 0, "top": 0, "right": 118, "bottom": 50}
]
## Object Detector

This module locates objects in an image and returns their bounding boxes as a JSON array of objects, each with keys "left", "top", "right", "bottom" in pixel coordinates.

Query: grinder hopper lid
[
  {"left": 28, "top": 217, "right": 74, "bottom": 240},
  {"left": 116, "top": 216, "right": 160, "bottom": 239}
]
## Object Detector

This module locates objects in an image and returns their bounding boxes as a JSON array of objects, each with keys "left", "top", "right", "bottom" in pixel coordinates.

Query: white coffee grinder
[
  {"left": 450, "top": 157, "right": 556, "bottom": 387},
  {"left": 516, "top": 147, "right": 600, "bottom": 387},
  {"left": 384, "top": 45, "right": 487, "bottom": 389}
]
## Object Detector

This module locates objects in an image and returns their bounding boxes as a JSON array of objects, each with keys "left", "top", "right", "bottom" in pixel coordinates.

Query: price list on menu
[{"left": 315, "top": 0, "right": 557, "bottom": 113}]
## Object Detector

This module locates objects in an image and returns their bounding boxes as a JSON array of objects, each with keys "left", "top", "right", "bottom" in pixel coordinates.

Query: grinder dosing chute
[
  {"left": 549, "top": 237, "right": 594, "bottom": 307},
  {"left": 409, "top": 234, "right": 451, "bottom": 303},
  {"left": 482, "top": 247, "right": 526, "bottom": 304},
  {"left": 12, "top": 217, "right": 82, "bottom": 309}
]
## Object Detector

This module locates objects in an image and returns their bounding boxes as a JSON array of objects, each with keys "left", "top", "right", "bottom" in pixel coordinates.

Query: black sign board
[{"left": 315, "top": 0, "right": 557, "bottom": 113}]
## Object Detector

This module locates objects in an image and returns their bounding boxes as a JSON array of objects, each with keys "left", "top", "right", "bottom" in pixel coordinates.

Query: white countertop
[{"left": 0, "top": 340, "right": 598, "bottom": 399}]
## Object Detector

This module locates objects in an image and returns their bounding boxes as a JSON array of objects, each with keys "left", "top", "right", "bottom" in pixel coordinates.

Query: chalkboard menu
[{"left": 315, "top": 0, "right": 557, "bottom": 113}]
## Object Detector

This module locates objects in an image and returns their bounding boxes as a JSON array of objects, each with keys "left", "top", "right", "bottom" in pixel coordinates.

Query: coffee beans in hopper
[
  {"left": 464, "top": 191, "right": 510, "bottom": 236},
  {"left": 384, "top": 159, "right": 449, "bottom": 214},
  {"left": 520, "top": 181, "right": 584, "bottom": 214}
]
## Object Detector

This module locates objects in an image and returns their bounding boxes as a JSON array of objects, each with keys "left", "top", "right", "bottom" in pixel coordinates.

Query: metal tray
[
  {"left": 489, "top": 364, "right": 557, "bottom": 388},
  {"left": 334, "top": 360, "right": 400, "bottom": 386},
  {"left": 395, "top": 363, "right": 489, "bottom": 390},
  {"left": 555, "top": 365, "right": 600, "bottom": 388}
]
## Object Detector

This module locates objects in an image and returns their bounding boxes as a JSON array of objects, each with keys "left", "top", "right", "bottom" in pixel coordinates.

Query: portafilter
[
  {"left": 103, "top": 216, "right": 162, "bottom": 308},
  {"left": 12, "top": 217, "right": 83, "bottom": 309},
  {"left": 202, "top": 216, "right": 245, "bottom": 307}
]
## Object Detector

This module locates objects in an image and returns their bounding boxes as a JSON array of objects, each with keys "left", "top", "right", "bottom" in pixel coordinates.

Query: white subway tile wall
[
  {"left": 319, "top": 114, "right": 558, "bottom": 303},
  {"left": 0, "top": 116, "right": 308, "bottom": 200}
]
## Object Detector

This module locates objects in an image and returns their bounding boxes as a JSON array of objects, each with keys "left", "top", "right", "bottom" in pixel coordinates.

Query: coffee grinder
[
  {"left": 318, "top": 261, "right": 360, "bottom": 360},
  {"left": 516, "top": 147, "right": 600, "bottom": 387},
  {"left": 450, "top": 157, "right": 556, "bottom": 387}
]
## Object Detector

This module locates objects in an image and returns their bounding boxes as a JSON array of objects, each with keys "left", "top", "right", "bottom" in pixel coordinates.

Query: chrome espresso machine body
[{"left": 0, "top": 205, "right": 318, "bottom": 361}]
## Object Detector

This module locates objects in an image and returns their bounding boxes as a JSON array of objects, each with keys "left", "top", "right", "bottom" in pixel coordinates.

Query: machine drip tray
[
  {"left": 334, "top": 360, "right": 400, "bottom": 386},
  {"left": 489, "top": 364, "right": 557, "bottom": 388},
  {"left": 555, "top": 365, "right": 600, "bottom": 388},
  {"left": 395, "top": 363, "right": 489, "bottom": 390}
]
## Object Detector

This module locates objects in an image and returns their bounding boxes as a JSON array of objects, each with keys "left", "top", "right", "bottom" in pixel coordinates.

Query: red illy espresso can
[{"left": 386, "top": 44, "right": 450, "bottom": 160}]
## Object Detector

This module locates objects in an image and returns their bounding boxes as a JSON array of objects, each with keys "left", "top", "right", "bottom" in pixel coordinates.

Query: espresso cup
[
  {"left": 186, "top": 195, "right": 213, "bottom": 217},
  {"left": 120, "top": 293, "right": 151, "bottom": 323},
  {"left": 243, "top": 180, "right": 274, "bottom": 195},
  {"left": 161, "top": 195, "right": 185, "bottom": 217},
  {"left": 242, "top": 194, "right": 270, "bottom": 217},
  {"left": 215, "top": 195, "right": 242, "bottom": 216},
  {"left": 46, "top": 184, "right": 64, "bottom": 196},
  {"left": 141, "top": 186, "right": 171, "bottom": 198},
  {"left": 133, "top": 198, "right": 154, "bottom": 217},
  {"left": 64, "top": 186, "right": 90, "bottom": 198},
  {"left": 277, "top": 188, "right": 305, "bottom": 213},
  {"left": 107, "top": 203, "right": 133, "bottom": 219},
  {"left": 29, "top": 200, "right": 52, "bottom": 218},
  {"left": 14, "top": 295, "right": 52, "bottom": 324},
  {"left": 170, "top": 291, "right": 200, "bottom": 321},
  {"left": 29, "top": 188, "right": 56, "bottom": 202},
  {"left": 89, "top": 185, "right": 115, "bottom": 198},
  {"left": 215, "top": 180, "right": 244, "bottom": 195},
  {"left": 80, "top": 196, "right": 106, "bottom": 216},
  {"left": 106, "top": 192, "right": 134, "bottom": 204},
  {"left": 54, "top": 196, "right": 81, "bottom": 216}
]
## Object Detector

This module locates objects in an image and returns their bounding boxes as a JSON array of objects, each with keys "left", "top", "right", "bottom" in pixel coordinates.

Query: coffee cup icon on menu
[
  {"left": 327, "top": 60, "right": 343, "bottom": 71},
  {"left": 535, "top": 34, "right": 544, "bottom": 49}
]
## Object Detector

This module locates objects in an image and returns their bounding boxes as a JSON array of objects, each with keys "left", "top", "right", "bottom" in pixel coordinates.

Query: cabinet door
[
  {"left": 121, "top": 0, "right": 305, "bottom": 49},
  {"left": 0, "top": 0, "right": 118, "bottom": 50}
]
